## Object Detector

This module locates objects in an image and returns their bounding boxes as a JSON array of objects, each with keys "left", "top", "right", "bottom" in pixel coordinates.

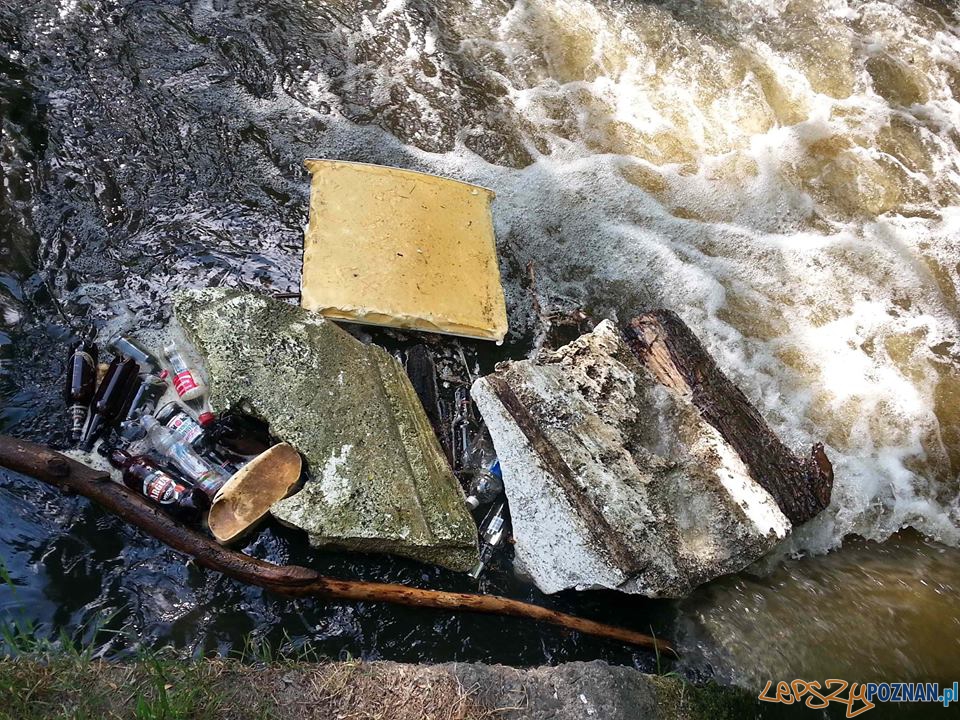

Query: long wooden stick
[{"left": 0, "top": 435, "right": 673, "bottom": 654}]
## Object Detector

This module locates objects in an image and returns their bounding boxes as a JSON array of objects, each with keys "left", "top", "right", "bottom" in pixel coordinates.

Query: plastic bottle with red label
[
  {"left": 155, "top": 401, "right": 208, "bottom": 452},
  {"left": 141, "top": 415, "right": 230, "bottom": 499},
  {"left": 163, "top": 341, "right": 207, "bottom": 403}
]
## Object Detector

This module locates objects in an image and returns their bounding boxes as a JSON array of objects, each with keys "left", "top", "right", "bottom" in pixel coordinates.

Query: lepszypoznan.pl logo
[{"left": 758, "top": 679, "right": 958, "bottom": 716}]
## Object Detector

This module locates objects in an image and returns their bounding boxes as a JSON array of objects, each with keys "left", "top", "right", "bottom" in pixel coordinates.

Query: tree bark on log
[
  {"left": 622, "top": 310, "right": 833, "bottom": 525},
  {"left": 0, "top": 434, "right": 672, "bottom": 654}
]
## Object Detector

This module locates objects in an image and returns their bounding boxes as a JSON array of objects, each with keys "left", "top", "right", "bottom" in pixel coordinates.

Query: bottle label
[
  {"left": 68, "top": 404, "right": 87, "bottom": 432},
  {"left": 166, "top": 413, "right": 203, "bottom": 445},
  {"left": 173, "top": 370, "right": 199, "bottom": 397},
  {"left": 143, "top": 470, "right": 179, "bottom": 505}
]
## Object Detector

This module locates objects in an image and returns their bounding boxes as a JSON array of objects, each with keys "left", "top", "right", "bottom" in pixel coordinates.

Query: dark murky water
[
  {"left": 1, "top": 0, "right": 959, "bottom": 698},
  {"left": 0, "top": 471, "right": 675, "bottom": 667}
]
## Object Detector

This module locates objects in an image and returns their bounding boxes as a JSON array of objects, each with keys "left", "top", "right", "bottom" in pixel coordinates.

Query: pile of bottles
[
  {"left": 66, "top": 333, "right": 509, "bottom": 577},
  {"left": 461, "top": 435, "right": 510, "bottom": 579},
  {"left": 399, "top": 342, "right": 512, "bottom": 579},
  {"left": 65, "top": 335, "right": 273, "bottom": 523}
]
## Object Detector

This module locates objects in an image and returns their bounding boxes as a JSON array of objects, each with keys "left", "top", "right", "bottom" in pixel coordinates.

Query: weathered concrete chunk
[
  {"left": 471, "top": 320, "right": 791, "bottom": 597},
  {"left": 175, "top": 289, "right": 478, "bottom": 571}
]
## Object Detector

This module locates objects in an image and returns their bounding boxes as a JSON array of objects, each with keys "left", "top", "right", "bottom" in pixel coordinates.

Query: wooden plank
[{"left": 622, "top": 310, "right": 833, "bottom": 525}]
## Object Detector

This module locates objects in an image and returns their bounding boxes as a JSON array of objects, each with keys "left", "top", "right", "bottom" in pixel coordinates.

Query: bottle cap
[{"left": 198, "top": 411, "right": 215, "bottom": 426}]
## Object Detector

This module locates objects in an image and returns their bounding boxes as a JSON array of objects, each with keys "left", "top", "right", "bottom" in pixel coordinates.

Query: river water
[{"left": 1, "top": 0, "right": 958, "bottom": 694}]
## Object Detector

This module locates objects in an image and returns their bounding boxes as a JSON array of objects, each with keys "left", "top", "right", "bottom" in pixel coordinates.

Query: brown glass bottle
[
  {"left": 64, "top": 341, "right": 99, "bottom": 441},
  {"left": 79, "top": 356, "right": 139, "bottom": 451},
  {"left": 106, "top": 448, "right": 209, "bottom": 523}
]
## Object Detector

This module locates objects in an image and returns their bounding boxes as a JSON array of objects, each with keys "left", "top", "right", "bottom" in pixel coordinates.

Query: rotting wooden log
[
  {"left": 622, "top": 310, "right": 833, "bottom": 525},
  {"left": 0, "top": 434, "right": 673, "bottom": 655}
]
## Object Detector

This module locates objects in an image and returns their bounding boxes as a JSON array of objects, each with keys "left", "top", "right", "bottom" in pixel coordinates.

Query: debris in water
[
  {"left": 122, "top": 373, "right": 166, "bottom": 423},
  {"left": 469, "top": 501, "right": 509, "bottom": 579},
  {"left": 64, "top": 340, "right": 98, "bottom": 442},
  {"left": 208, "top": 442, "right": 302, "bottom": 544},
  {"left": 300, "top": 160, "right": 508, "bottom": 342},
  {"left": 140, "top": 415, "right": 229, "bottom": 499},
  {"left": 105, "top": 446, "right": 209, "bottom": 525},
  {"left": 463, "top": 466, "right": 503, "bottom": 511},
  {"left": 109, "top": 335, "right": 161, "bottom": 373},
  {"left": 163, "top": 340, "right": 208, "bottom": 405},
  {"left": 79, "top": 355, "right": 138, "bottom": 451},
  {"left": 175, "top": 288, "right": 480, "bottom": 571},
  {"left": 471, "top": 319, "right": 801, "bottom": 597}
]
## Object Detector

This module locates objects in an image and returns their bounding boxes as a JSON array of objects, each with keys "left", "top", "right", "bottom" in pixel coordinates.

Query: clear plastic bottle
[
  {"left": 155, "top": 401, "right": 208, "bottom": 452},
  {"left": 468, "top": 501, "right": 508, "bottom": 579},
  {"left": 464, "top": 468, "right": 504, "bottom": 510},
  {"left": 141, "top": 415, "right": 229, "bottom": 499},
  {"left": 109, "top": 335, "right": 161, "bottom": 372},
  {"left": 193, "top": 396, "right": 216, "bottom": 427},
  {"left": 163, "top": 341, "right": 207, "bottom": 402}
]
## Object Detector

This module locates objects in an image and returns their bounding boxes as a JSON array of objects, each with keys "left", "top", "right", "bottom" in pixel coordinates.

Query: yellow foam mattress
[{"left": 301, "top": 159, "right": 509, "bottom": 342}]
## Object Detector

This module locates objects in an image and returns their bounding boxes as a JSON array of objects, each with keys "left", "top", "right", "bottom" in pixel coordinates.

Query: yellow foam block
[{"left": 301, "top": 160, "right": 508, "bottom": 342}]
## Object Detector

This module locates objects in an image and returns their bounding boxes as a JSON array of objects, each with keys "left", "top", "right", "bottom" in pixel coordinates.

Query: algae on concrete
[{"left": 174, "top": 289, "right": 478, "bottom": 571}]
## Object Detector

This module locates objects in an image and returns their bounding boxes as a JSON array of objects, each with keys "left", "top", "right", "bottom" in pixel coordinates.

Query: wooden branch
[
  {"left": 0, "top": 434, "right": 673, "bottom": 655},
  {"left": 622, "top": 311, "right": 833, "bottom": 525}
]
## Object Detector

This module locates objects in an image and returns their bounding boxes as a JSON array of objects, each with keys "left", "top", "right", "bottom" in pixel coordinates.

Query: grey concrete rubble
[
  {"left": 174, "top": 288, "right": 478, "bottom": 571},
  {"left": 471, "top": 320, "right": 791, "bottom": 597}
]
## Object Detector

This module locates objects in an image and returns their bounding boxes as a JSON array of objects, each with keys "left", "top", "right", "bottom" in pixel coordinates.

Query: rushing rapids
[{"left": 0, "top": 0, "right": 958, "bottom": 686}]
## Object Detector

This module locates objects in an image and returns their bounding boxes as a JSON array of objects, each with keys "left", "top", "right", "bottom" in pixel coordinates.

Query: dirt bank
[{"left": 0, "top": 657, "right": 765, "bottom": 720}]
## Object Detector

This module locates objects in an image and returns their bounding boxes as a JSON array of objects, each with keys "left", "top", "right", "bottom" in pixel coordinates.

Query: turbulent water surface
[{"left": 1, "top": 0, "right": 959, "bottom": 689}]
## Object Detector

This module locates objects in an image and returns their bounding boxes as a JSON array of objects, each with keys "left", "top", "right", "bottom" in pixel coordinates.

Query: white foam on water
[{"left": 57, "top": 0, "right": 78, "bottom": 20}]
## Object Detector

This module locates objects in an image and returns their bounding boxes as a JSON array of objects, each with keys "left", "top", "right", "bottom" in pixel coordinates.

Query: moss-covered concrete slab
[{"left": 174, "top": 289, "right": 478, "bottom": 571}]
